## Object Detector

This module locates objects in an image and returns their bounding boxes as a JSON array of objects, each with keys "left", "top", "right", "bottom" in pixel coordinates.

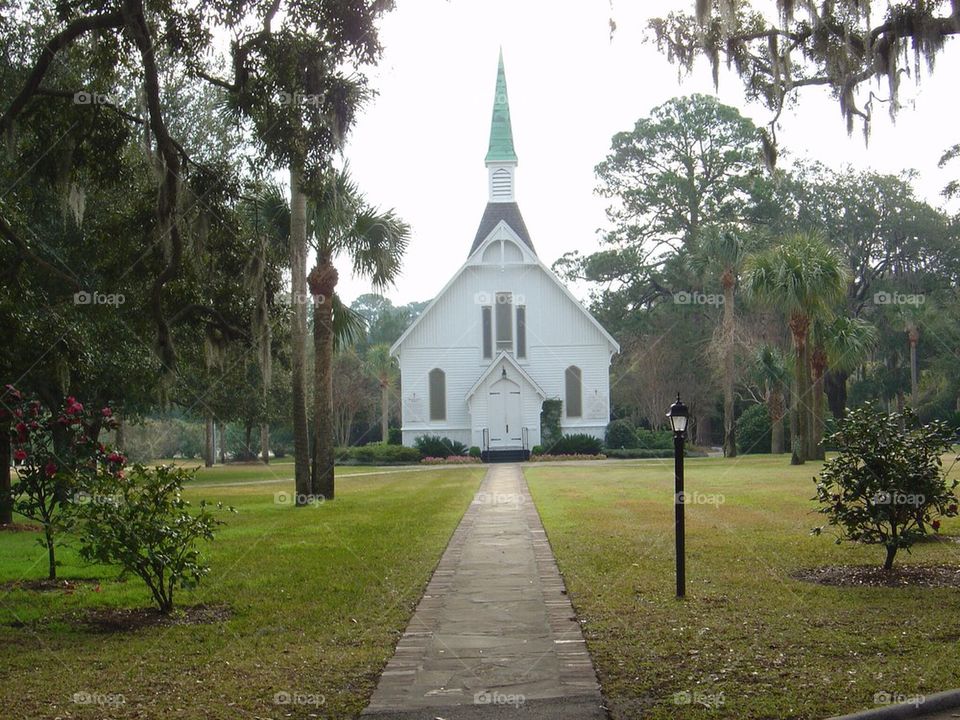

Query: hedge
[
  {"left": 604, "top": 447, "right": 708, "bottom": 459},
  {"left": 334, "top": 444, "right": 422, "bottom": 465}
]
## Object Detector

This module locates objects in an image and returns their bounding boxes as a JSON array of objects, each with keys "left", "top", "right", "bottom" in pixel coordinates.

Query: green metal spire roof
[{"left": 485, "top": 50, "right": 518, "bottom": 164}]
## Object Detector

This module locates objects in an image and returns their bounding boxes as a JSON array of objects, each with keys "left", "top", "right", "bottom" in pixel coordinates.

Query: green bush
[
  {"left": 540, "top": 399, "right": 563, "bottom": 447},
  {"left": 604, "top": 447, "right": 707, "bottom": 459},
  {"left": 548, "top": 433, "right": 603, "bottom": 455},
  {"left": 468, "top": 446, "right": 482, "bottom": 458},
  {"left": 813, "top": 404, "right": 959, "bottom": 570},
  {"left": 531, "top": 445, "right": 545, "bottom": 456},
  {"left": 635, "top": 428, "right": 674, "bottom": 450},
  {"left": 335, "top": 445, "right": 421, "bottom": 464},
  {"left": 78, "top": 464, "right": 231, "bottom": 613},
  {"left": 387, "top": 427, "right": 402, "bottom": 445},
  {"left": 736, "top": 403, "right": 771, "bottom": 454},
  {"left": 605, "top": 418, "right": 638, "bottom": 449},
  {"left": 414, "top": 435, "right": 468, "bottom": 458},
  {"left": 604, "top": 448, "right": 673, "bottom": 459}
]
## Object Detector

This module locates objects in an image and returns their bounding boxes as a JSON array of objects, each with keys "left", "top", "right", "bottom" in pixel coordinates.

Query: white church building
[{"left": 390, "top": 54, "right": 619, "bottom": 460}]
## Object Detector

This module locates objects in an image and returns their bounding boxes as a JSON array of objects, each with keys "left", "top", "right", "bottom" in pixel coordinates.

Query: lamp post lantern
[{"left": 667, "top": 393, "right": 689, "bottom": 599}]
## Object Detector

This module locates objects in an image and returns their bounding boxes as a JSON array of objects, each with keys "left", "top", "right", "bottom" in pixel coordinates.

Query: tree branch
[{"left": 0, "top": 11, "right": 124, "bottom": 135}]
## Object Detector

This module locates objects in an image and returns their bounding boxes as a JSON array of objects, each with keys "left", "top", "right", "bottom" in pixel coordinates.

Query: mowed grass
[
  {"left": 0, "top": 465, "right": 485, "bottom": 719},
  {"left": 526, "top": 454, "right": 960, "bottom": 720}
]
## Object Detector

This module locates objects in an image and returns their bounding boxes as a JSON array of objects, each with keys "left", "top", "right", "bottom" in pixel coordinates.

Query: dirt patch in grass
[
  {"left": 0, "top": 522, "right": 42, "bottom": 533},
  {"left": 1, "top": 577, "right": 105, "bottom": 593},
  {"left": 793, "top": 564, "right": 960, "bottom": 588},
  {"left": 79, "top": 603, "right": 232, "bottom": 633}
]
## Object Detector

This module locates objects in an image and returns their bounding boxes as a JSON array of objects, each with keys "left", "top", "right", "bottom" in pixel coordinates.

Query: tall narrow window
[
  {"left": 495, "top": 292, "right": 512, "bottom": 352},
  {"left": 516, "top": 306, "right": 526, "bottom": 358},
  {"left": 565, "top": 366, "right": 582, "bottom": 418},
  {"left": 482, "top": 306, "right": 492, "bottom": 359},
  {"left": 429, "top": 369, "right": 446, "bottom": 421}
]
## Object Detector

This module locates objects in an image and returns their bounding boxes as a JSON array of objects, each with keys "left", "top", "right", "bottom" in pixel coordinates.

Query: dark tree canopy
[{"left": 649, "top": 1, "right": 960, "bottom": 150}]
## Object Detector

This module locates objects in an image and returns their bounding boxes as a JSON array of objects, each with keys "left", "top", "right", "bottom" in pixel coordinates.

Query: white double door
[{"left": 488, "top": 377, "right": 522, "bottom": 448}]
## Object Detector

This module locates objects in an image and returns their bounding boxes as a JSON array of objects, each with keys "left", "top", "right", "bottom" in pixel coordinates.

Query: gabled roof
[
  {"left": 465, "top": 352, "right": 546, "bottom": 401},
  {"left": 469, "top": 202, "right": 534, "bottom": 256},
  {"left": 485, "top": 49, "right": 518, "bottom": 164},
  {"left": 389, "top": 246, "right": 620, "bottom": 358}
]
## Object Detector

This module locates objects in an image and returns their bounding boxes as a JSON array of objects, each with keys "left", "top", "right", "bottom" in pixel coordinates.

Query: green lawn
[
  {"left": 526, "top": 454, "right": 960, "bottom": 720},
  {"left": 0, "top": 465, "right": 485, "bottom": 719}
]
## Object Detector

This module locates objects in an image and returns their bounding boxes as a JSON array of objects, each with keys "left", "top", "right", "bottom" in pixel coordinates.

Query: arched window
[
  {"left": 429, "top": 369, "right": 446, "bottom": 421},
  {"left": 565, "top": 366, "right": 582, "bottom": 418}
]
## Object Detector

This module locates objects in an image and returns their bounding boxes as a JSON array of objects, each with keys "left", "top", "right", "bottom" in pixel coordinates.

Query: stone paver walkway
[{"left": 362, "top": 464, "right": 606, "bottom": 719}]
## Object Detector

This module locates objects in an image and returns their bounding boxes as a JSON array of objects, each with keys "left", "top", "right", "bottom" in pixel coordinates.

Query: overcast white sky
[{"left": 337, "top": 0, "right": 960, "bottom": 307}]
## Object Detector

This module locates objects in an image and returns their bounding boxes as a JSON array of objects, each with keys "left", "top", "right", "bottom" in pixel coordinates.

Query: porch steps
[{"left": 481, "top": 448, "right": 530, "bottom": 463}]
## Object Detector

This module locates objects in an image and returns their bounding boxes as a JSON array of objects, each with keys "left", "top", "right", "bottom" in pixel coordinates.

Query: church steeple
[{"left": 485, "top": 50, "right": 517, "bottom": 203}]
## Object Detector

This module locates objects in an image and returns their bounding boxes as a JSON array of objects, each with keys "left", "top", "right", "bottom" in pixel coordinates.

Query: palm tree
[
  {"left": 365, "top": 344, "right": 398, "bottom": 443},
  {"left": 810, "top": 316, "right": 878, "bottom": 459},
  {"left": 307, "top": 167, "right": 409, "bottom": 500},
  {"left": 744, "top": 234, "right": 848, "bottom": 464},
  {"left": 753, "top": 345, "right": 789, "bottom": 454},
  {"left": 691, "top": 230, "right": 747, "bottom": 458}
]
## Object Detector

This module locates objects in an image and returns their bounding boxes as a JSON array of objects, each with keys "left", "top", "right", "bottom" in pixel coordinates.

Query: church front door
[{"left": 488, "top": 377, "right": 522, "bottom": 448}]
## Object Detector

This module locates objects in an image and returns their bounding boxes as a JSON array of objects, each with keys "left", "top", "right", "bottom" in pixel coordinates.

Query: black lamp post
[{"left": 666, "top": 393, "right": 689, "bottom": 599}]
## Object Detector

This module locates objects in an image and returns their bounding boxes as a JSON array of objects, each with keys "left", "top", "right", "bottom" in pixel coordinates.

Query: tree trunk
[
  {"left": 721, "top": 278, "right": 737, "bottom": 458},
  {"left": 908, "top": 331, "right": 919, "bottom": 408},
  {"left": 769, "top": 391, "right": 785, "bottom": 454},
  {"left": 307, "top": 256, "right": 337, "bottom": 500},
  {"left": 380, "top": 383, "right": 389, "bottom": 443},
  {"left": 204, "top": 414, "right": 214, "bottom": 467},
  {"left": 884, "top": 544, "right": 897, "bottom": 571},
  {"left": 217, "top": 421, "right": 226, "bottom": 464},
  {"left": 824, "top": 369, "right": 849, "bottom": 420},
  {"left": 308, "top": 258, "right": 337, "bottom": 501},
  {"left": 260, "top": 423, "right": 270, "bottom": 464},
  {"left": 289, "top": 163, "right": 312, "bottom": 505},
  {"left": 45, "top": 527, "right": 56, "bottom": 580},
  {"left": 115, "top": 415, "right": 125, "bottom": 452},
  {"left": 0, "top": 419, "right": 11, "bottom": 525},
  {"left": 244, "top": 422, "right": 253, "bottom": 460},
  {"left": 810, "top": 345, "right": 827, "bottom": 461},
  {"left": 789, "top": 314, "right": 810, "bottom": 464}
]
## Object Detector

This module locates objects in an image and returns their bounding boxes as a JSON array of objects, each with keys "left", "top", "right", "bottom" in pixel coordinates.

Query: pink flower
[
  {"left": 107, "top": 451, "right": 125, "bottom": 465},
  {"left": 4, "top": 385, "right": 22, "bottom": 401},
  {"left": 932, "top": 520, "right": 942, "bottom": 532},
  {"left": 101, "top": 407, "right": 112, "bottom": 418},
  {"left": 44, "top": 462, "right": 57, "bottom": 477},
  {"left": 948, "top": 504, "right": 958, "bottom": 515},
  {"left": 13, "top": 449, "right": 27, "bottom": 462}
]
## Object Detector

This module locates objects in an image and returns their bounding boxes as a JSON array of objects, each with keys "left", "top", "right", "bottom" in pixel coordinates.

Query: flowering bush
[
  {"left": 813, "top": 404, "right": 959, "bottom": 570},
  {"left": 528, "top": 453, "right": 607, "bottom": 462},
  {"left": 420, "top": 455, "right": 482, "bottom": 465},
  {"left": 3, "top": 385, "right": 119, "bottom": 579}
]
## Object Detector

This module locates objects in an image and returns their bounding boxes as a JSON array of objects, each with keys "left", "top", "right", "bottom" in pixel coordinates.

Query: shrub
[
  {"left": 336, "top": 445, "right": 421, "bottom": 464},
  {"left": 4, "top": 386, "right": 118, "bottom": 580},
  {"left": 605, "top": 419, "right": 638, "bottom": 449},
  {"left": 387, "top": 427, "right": 403, "bottom": 445},
  {"left": 736, "top": 403, "right": 771, "bottom": 454},
  {"left": 812, "top": 404, "right": 959, "bottom": 570},
  {"left": 414, "top": 435, "right": 468, "bottom": 458},
  {"left": 604, "top": 448, "right": 673, "bottom": 459},
  {"left": 547, "top": 433, "right": 603, "bottom": 455},
  {"left": 420, "top": 455, "right": 482, "bottom": 465},
  {"left": 540, "top": 399, "right": 563, "bottom": 447},
  {"left": 531, "top": 445, "right": 544, "bottom": 456},
  {"left": 529, "top": 453, "right": 607, "bottom": 462},
  {"left": 468, "top": 446, "right": 482, "bottom": 458},
  {"left": 635, "top": 428, "right": 674, "bottom": 450},
  {"left": 78, "top": 464, "right": 232, "bottom": 613}
]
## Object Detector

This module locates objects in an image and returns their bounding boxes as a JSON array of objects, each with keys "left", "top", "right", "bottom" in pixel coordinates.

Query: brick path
[{"left": 361, "top": 464, "right": 606, "bottom": 719}]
